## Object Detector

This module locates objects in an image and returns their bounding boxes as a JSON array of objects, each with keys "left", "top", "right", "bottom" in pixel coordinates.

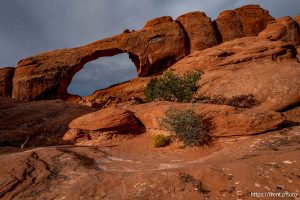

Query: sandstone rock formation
[
  {"left": 12, "top": 16, "right": 188, "bottom": 100},
  {"left": 176, "top": 12, "right": 219, "bottom": 53},
  {"left": 214, "top": 10, "right": 244, "bottom": 42},
  {"left": 64, "top": 101, "right": 285, "bottom": 145},
  {"left": 169, "top": 37, "right": 300, "bottom": 111},
  {"left": 0, "top": 97, "right": 95, "bottom": 147},
  {"left": 78, "top": 77, "right": 150, "bottom": 108},
  {"left": 215, "top": 5, "right": 274, "bottom": 42},
  {"left": 10, "top": 5, "right": 276, "bottom": 101},
  {"left": 259, "top": 16, "right": 300, "bottom": 45},
  {"left": 1, "top": 5, "right": 300, "bottom": 199},
  {"left": 63, "top": 107, "right": 145, "bottom": 144},
  {"left": 0, "top": 67, "right": 14, "bottom": 97}
]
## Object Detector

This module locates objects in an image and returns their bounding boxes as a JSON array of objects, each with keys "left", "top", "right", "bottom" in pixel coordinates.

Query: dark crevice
[
  {"left": 212, "top": 20, "right": 223, "bottom": 44},
  {"left": 272, "top": 44, "right": 298, "bottom": 62},
  {"left": 7, "top": 68, "right": 15, "bottom": 98},
  {"left": 175, "top": 20, "right": 191, "bottom": 56},
  {"left": 145, "top": 55, "right": 178, "bottom": 76},
  {"left": 128, "top": 52, "right": 141, "bottom": 72},
  {"left": 280, "top": 120, "right": 300, "bottom": 128},
  {"left": 217, "top": 51, "right": 236, "bottom": 58},
  {"left": 279, "top": 101, "right": 300, "bottom": 112}
]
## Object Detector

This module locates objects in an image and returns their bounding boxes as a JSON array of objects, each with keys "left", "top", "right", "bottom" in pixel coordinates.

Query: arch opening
[{"left": 67, "top": 53, "right": 138, "bottom": 97}]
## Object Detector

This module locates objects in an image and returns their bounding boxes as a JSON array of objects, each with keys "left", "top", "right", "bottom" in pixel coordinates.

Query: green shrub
[
  {"left": 161, "top": 107, "right": 211, "bottom": 147},
  {"left": 152, "top": 134, "right": 171, "bottom": 148},
  {"left": 144, "top": 71, "right": 201, "bottom": 103}
]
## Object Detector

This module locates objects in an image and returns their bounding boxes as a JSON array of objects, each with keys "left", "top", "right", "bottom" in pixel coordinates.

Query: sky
[{"left": 0, "top": 0, "right": 299, "bottom": 96}]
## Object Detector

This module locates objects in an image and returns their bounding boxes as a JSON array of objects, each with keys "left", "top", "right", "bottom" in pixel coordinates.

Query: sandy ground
[{"left": 0, "top": 125, "right": 299, "bottom": 200}]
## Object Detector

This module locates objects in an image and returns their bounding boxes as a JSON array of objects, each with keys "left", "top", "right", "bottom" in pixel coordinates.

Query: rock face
[
  {"left": 11, "top": 4, "right": 276, "bottom": 101},
  {"left": 128, "top": 102, "right": 285, "bottom": 137},
  {"left": 259, "top": 16, "right": 300, "bottom": 45},
  {"left": 169, "top": 37, "right": 300, "bottom": 111},
  {"left": 12, "top": 16, "right": 188, "bottom": 100},
  {"left": 0, "top": 67, "right": 15, "bottom": 97},
  {"left": 0, "top": 97, "right": 95, "bottom": 147},
  {"left": 78, "top": 77, "right": 150, "bottom": 108},
  {"left": 215, "top": 5, "right": 274, "bottom": 42},
  {"left": 176, "top": 12, "right": 219, "bottom": 53},
  {"left": 63, "top": 107, "right": 145, "bottom": 144},
  {"left": 214, "top": 10, "right": 244, "bottom": 42}
]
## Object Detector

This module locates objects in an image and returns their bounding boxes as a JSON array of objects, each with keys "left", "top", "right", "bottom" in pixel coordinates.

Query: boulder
[
  {"left": 13, "top": 16, "right": 188, "bottom": 100},
  {"left": 215, "top": 5, "right": 274, "bottom": 42},
  {"left": 169, "top": 37, "right": 300, "bottom": 111},
  {"left": 0, "top": 67, "right": 15, "bottom": 97},
  {"left": 63, "top": 107, "right": 145, "bottom": 143},
  {"left": 259, "top": 16, "right": 300, "bottom": 45},
  {"left": 127, "top": 102, "right": 285, "bottom": 137},
  {"left": 176, "top": 11, "right": 219, "bottom": 53}
]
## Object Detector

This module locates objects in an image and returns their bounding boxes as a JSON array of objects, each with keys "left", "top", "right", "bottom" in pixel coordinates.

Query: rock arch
[
  {"left": 13, "top": 47, "right": 142, "bottom": 100},
  {"left": 58, "top": 48, "right": 141, "bottom": 100},
  {"left": 12, "top": 17, "right": 188, "bottom": 100}
]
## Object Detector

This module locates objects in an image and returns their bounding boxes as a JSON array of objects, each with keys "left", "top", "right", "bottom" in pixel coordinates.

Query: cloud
[{"left": 0, "top": 0, "right": 299, "bottom": 95}]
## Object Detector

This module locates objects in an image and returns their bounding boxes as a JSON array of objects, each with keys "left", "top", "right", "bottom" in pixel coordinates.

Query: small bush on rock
[
  {"left": 145, "top": 71, "right": 201, "bottom": 103},
  {"left": 227, "top": 94, "right": 258, "bottom": 108},
  {"left": 195, "top": 94, "right": 258, "bottom": 108},
  {"left": 152, "top": 134, "right": 171, "bottom": 148},
  {"left": 161, "top": 107, "right": 211, "bottom": 147}
]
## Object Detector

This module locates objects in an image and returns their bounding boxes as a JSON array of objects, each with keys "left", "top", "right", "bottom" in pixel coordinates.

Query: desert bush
[
  {"left": 227, "top": 94, "right": 258, "bottom": 108},
  {"left": 195, "top": 94, "right": 258, "bottom": 108},
  {"left": 152, "top": 134, "right": 171, "bottom": 148},
  {"left": 161, "top": 107, "right": 211, "bottom": 147},
  {"left": 144, "top": 71, "right": 201, "bottom": 103}
]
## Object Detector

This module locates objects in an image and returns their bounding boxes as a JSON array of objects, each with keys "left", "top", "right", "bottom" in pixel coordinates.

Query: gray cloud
[{"left": 0, "top": 0, "right": 299, "bottom": 96}]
